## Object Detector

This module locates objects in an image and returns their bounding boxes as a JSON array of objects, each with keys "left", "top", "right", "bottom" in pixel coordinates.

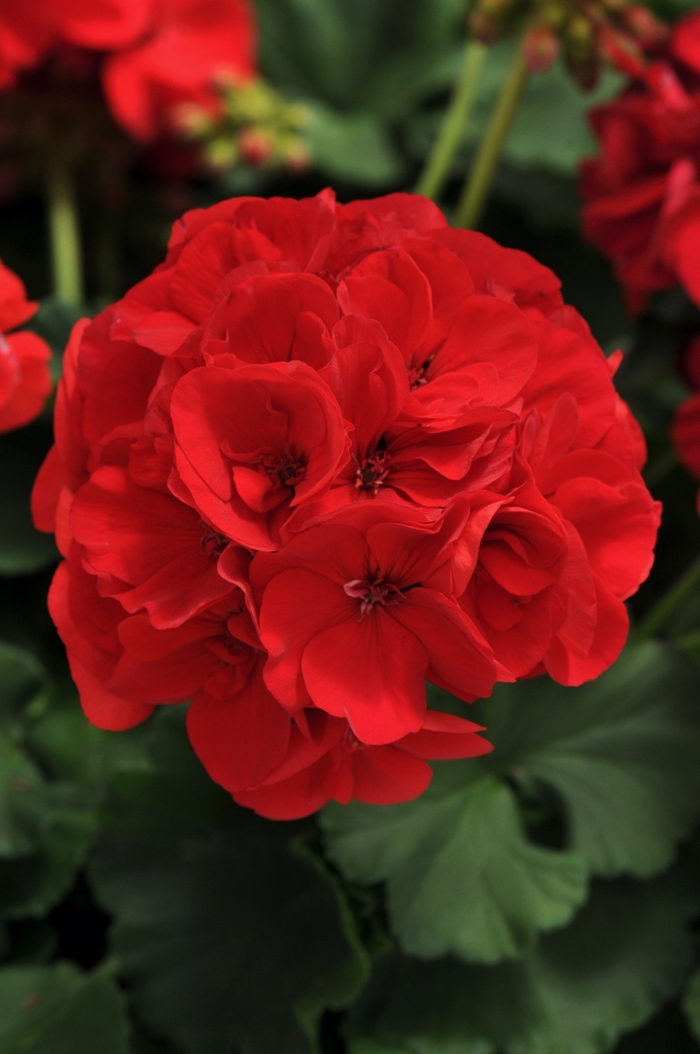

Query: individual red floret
[
  {"left": 228, "top": 708, "right": 492, "bottom": 820},
  {"left": 251, "top": 500, "right": 500, "bottom": 745}
]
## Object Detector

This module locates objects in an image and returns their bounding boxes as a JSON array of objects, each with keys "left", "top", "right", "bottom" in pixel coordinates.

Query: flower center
[
  {"left": 354, "top": 450, "right": 391, "bottom": 493},
  {"left": 200, "top": 524, "right": 228, "bottom": 557},
  {"left": 344, "top": 576, "right": 403, "bottom": 619},
  {"left": 259, "top": 447, "right": 306, "bottom": 488},
  {"left": 407, "top": 355, "right": 435, "bottom": 389}
]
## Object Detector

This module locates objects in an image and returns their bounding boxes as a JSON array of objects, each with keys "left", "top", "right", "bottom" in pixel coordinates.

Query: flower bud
[
  {"left": 563, "top": 13, "right": 600, "bottom": 90},
  {"left": 237, "top": 127, "right": 274, "bottom": 166},
  {"left": 524, "top": 22, "right": 560, "bottom": 72},
  {"left": 620, "top": 4, "right": 668, "bottom": 48}
]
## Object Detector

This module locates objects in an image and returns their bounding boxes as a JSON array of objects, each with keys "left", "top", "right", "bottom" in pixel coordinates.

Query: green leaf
[
  {"left": 0, "top": 962, "right": 129, "bottom": 1054},
  {"left": 24, "top": 684, "right": 153, "bottom": 793},
  {"left": 0, "top": 641, "right": 45, "bottom": 728},
  {"left": 345, "top": 867, "right": 699, "bottom": 1054},
  {"left": 323, "top": 774, "right": 587, "bottom": 964},
  {"left": 29, "top": 297, "right": 84, "bottom": 378},
  {"left": 292, "top": 834, "right": 392, "bottom": 1051},
  {"left": 0, "top": 646, "right": 97, "bottom": 918},
  {"left": 322, "top": 644, "right": 700, "bottom": 965},
  {"left": 256, "top": 0, "right": 463, "bottom": 114},
  {"left": 682, "top": 968, "right": 700, "bottom": 1044},
  {"left": 305, "top": 104, "right": 405, "bottom": 186},
  {"left": 470, "top": 45, "right": 624, "bottom": 175},
  {"left": 0, "top": 790, "right": 96, "bottom": 919},
  {"left": 0, "top": 425, "right": 58, "bottom": 576},
  {"left": 469, "top": 642, "right": 700, "bottom": 879},
  {"left": 89, "top": 708, "right": 362, "bottom": 1054}
]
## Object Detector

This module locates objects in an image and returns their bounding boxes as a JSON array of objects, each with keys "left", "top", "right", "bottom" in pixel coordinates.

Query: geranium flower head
[{"left": 33, "top": 190, "right": 659, "bottom": 818}]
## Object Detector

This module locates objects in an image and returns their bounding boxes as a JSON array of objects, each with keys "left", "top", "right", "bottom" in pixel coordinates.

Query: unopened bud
[
  {"left": 171, "top": 103, "right": 215, "bottom": 138},
  {"left": 283, "top": 138, "right": 310, "bottom": 173},
  {"left": 621, "top": 4, "right": 668, "bottom": 48},
  {"left": 540, "top": 2, "right": 568, "bottom": 31},
  {"left": 524, "top": 23, "right": 560, "bottom": 72},
  {"left": 238, "top": 127, "right": 275, "bottom": 167},
  {"left": 563, "top": 14, "right": 600, "bottom": 89}
]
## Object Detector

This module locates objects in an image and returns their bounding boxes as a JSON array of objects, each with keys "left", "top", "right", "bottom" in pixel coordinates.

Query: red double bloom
[{"left": 33, "top": 189, "right": 659, "bottom": 818}]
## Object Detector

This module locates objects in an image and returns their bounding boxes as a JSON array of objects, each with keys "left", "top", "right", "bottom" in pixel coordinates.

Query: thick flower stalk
[
  {"left": 0, "top": 259, "right": 52, "bottom": 432},
  {"left": 32, "top": 191, "right": 660, "bottom": 819},
  {"left": 581, "top": 9, "right": 700, "bottom": 314}
]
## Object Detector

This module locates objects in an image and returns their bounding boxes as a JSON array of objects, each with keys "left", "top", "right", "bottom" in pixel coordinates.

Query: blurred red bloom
[
  {"left": 581, "top": 9, "right": 700, "bottom": 313},
  {"left": 33, "top": 190, "right": 659, "bottom": 818},
  {"left": 103, "top": 0, "right": 257, "bottom": 141},
  {"left": 0, "top": 259, "right": 52, "bottom": 433},
  {"left": 0, "top": 0, "right": 256, "bottom": 142}
]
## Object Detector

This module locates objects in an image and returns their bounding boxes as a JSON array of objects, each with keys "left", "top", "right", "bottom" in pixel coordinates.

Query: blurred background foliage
[{"left": 2, "top": 0, "right": 700, "bottom": 1052}]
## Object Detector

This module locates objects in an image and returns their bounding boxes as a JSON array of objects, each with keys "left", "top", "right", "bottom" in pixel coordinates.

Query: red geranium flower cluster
[
  {"left": 581, "top": 10, "right": 700, "bottom": 313},
  {"left": 0, "top": 0, "right": 256, "bottom": 141},
  {"left": 32, "top": 191, "right": 660, "bottom": 819},
  {"left": 0, "top": 259, "right": 52, "bottom": 433}
]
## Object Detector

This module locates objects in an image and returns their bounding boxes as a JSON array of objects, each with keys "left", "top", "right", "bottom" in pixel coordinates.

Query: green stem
[
  {"left": 46, "top": 147, "right": 84, "bottom": 306},
  {"left": 414, "top": 40, "right": 487, "bottom": 201},
  {"left": 634, "top": 554, "right": 700, "bottom": 641},
  {"left": 454, "top": 33, "right": 529, "bottom": 229}
]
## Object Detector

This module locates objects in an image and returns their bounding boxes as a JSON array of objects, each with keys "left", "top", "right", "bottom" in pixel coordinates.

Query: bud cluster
[
  {"left": 174, "top": 77, "right": 309, "bottom": 173},
  {"left": 469, "top": 0, "right": 667, "bottom": 89}
]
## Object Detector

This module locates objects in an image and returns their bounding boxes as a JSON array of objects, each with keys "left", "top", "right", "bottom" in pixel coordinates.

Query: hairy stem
[
  {"left": 414, "top": 40, "right": 487, "bottom": 201},
  {"left": 634, "top": 554, "right": 700, "bottom": 641},
  {"left": 46, "top": 147, "right": 84, "bottom": 306},
  {"left": 454, "top": 34, "right": 529, "bottom": 229}
]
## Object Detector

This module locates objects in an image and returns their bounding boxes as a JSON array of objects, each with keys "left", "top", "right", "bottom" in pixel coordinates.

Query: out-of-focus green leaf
[
  {"left": 0, "top": 962, "right": 129, "bottom": 1054},
  {"left": 0, "top": 425, "right": 58, "bottom": 577},
  {"left": 25, "top": 685, "right": 152, "bottom": 793},
  {"left": 0, "top": 640, "right": 44, "bottom": 729},
  {"left": 29, "top": 298, "right": 84, "bottom": 379},
  {"left": 254, "top": 0, "right": 466, "bottom": 185},
  {"left": 89, "top": 708, "right": 362, "bottom": 1054},
  {"left": 305, "top": 104, "right": 405, "bottom": 185},
  {"left": 256, "top": 0, "right": 463, "bottom": 114},
  {"left": 0, "top": 646, "right": 96, "bottom": 918},
  {"left": 345, "top": 867, "right": 699, "bottom": 1054},
  {"left": 322, "top": 644, "right": 700, "bottom": 964},
  {"left": 683, "top": 968, "right": 700, "bottom": 1043}
]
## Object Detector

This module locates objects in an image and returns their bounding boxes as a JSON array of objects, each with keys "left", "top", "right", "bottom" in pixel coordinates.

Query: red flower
[
  {"left": 0, "top": 259, "right": 52, "bottom": 433},
  {"left": 33, "top": 190, "right": 658, "bottom": 818},
  {"left": 103, "top": 0, "right": 257, "bottom": 142},
  {"left": 580, "top": 10, "right": 700, "bottom": 313},
  {"left": 0, "top": 0, "right": 257, "bottom": 144},
  {"left": 251, "top": 501, "right": 499, "bottom": 744}
]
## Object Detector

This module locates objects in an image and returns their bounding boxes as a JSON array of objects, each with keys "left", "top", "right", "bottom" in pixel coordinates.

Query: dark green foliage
[
  {"left": 0, "top": 962, "right": 129, "bottom": 1054},
  {"left": 89, "top": 709, "right": 365, "bottom": 1054}
]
